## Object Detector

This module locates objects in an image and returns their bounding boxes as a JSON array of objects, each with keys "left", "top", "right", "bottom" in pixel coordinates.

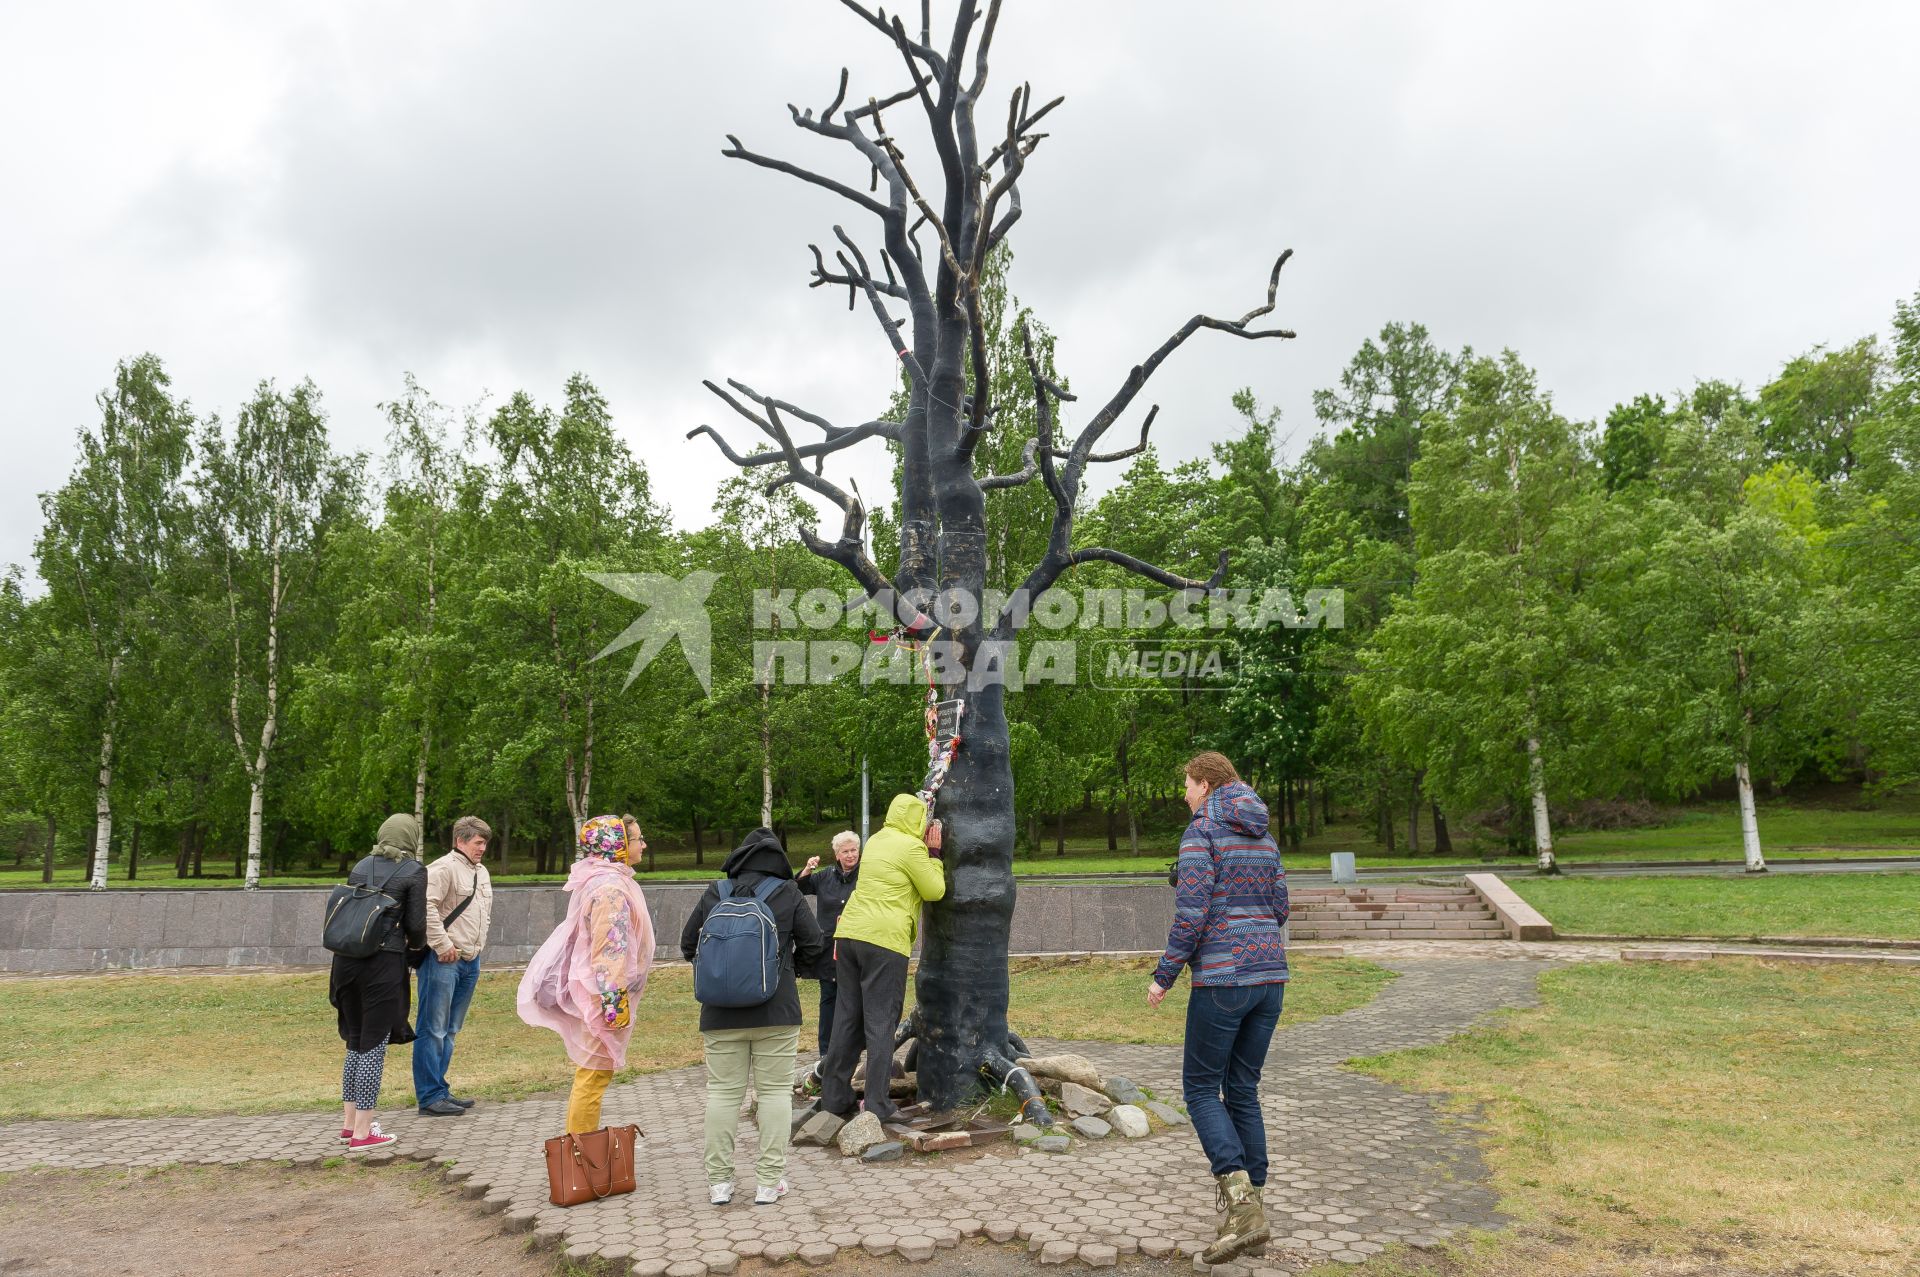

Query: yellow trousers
[{"left": 566, "top": 1066, "right": 614, "bottom": 1134}]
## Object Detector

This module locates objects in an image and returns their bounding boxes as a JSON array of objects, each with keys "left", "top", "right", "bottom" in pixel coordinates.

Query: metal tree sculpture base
[{"left": 896, "top": 1014, "right": 1052, "bottom": 1128}]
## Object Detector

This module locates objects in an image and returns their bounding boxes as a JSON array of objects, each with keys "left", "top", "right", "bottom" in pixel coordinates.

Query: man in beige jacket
[{"left": 414, "top": 815, "right": 494, "bottom": 1117}]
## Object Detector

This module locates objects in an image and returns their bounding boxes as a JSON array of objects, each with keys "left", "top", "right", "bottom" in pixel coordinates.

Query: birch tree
[
  {"left": 471, "top": 377, "right": 662, "bottom": 835},
  {"left": 34, "top": 356, "right": 193, "bottom": 888},
  {"left": 1359, "top": 353, "right": 1612, "bottom": 871},
  {"left": 1619, "top": 411, "right": 1840, "bottom": 871},
  {"left": 198, "top": 380, "right": 358, "bottom": 888}
]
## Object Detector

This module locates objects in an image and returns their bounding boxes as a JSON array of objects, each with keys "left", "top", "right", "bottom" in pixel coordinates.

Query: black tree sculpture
[{"left": 692, "top": 0, "right": 1293, "bottom": 1119}]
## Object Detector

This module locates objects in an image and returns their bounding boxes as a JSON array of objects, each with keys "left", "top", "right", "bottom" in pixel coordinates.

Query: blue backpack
[{"left": 692, "top": 877, "right": 784, "bottom": 1008}]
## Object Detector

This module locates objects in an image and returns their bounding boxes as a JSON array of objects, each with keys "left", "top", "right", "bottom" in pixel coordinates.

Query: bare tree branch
[
  {"left": 831, "top": 227, "right": 929, "bottom": 383},
  {"left": 688, "top": 380, "right": 898, "bottom": 470},
  {"left": 1066, "top": 547, "right": 1230, "bottom": 592},
  {"left": 1048, "top": 404, "right": 1157, "bottom": 465},
  {"left": 836, "top": 0, "right": 946, "bottom": 75},
  {"left": 810, "top": 241, "right": 910, "bottom": 303},
  {"left": 721, "top": 133, "right": 888, "bottom": 217},
  {"left": 977, "top": 438, "right": 1039, "bottom": 490},
  {"left": 823, "top": 67, "right": 850, "bottom": 121},
  {"left": 726, "top": 378, "right": 899, "bottom": 445},
  {"left": 1065, "top": 251, "right": 1295, "bottom": 490},
  {"left": 865, "top": 98, "right": 963, "bottom": 287}
]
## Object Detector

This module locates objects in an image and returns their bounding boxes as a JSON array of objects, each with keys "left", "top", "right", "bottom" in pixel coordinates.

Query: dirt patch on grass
[{"left": 0, "top": 1163, "right": 561, "bottom": 1277}]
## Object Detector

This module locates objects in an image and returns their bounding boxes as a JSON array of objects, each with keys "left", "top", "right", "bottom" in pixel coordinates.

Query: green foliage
[{"left": 6, "top": 279, "right": 1920, "bottom": 879}]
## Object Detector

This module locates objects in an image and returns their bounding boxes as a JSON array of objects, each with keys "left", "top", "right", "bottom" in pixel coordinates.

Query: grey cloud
[{"left": 5, "top": 1, "right": 1919, "bottom": 580}]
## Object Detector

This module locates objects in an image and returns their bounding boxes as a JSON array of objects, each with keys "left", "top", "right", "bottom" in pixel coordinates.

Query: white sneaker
[
  {"left": 710, "top": 1182, "right": 733, "bottom": 1205},
  {"left": 754, "top": 1180, "right": 788, "bottom": 1205}
]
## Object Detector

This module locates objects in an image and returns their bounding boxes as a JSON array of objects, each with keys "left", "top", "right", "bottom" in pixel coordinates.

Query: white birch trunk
[
  {"left": 244, "top": 776, "right": 266, "bottom": 887},
  {"left": 760, "top": 676, "right": 774, "bottom": 826},
  {"left": 581, "top": 691, "right": 594, "bottom": 823},
  {"left": 1734, "top": 758, "right": 1767, "bottom": 872},
  {"left": 413, "top": 725, "right": 430, "bottom": 839},
  {"left": 89, "top": 653, "right": 123, "bottom": 889},
  {"left": 1526, "top": 734, "right": 1556, "bottom": 873},
  {"left": 414, "top": 535, "right": 436, "bottom": 840},
  {"left": 242, "top": 555, "right": 282, "bottom": 890},
  {"left": 90, "top": 732, "right": 114, "bottom": 890}
]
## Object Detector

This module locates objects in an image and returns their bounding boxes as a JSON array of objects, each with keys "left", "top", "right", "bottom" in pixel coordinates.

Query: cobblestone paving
[{"left": 0, "top": 955, "right": 1580, "bottom": 1273}]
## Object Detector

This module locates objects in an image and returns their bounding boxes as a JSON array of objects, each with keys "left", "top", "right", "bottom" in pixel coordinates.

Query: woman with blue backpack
[{"left": 679, "top": 827, "right": 824, "bottom": 1207}]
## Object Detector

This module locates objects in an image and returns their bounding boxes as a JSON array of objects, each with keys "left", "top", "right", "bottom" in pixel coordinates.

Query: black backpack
[{"left": 323, "top": 857, "right": 407, "bottom": 958}]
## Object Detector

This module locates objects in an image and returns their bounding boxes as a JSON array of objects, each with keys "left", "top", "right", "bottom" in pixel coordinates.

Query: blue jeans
[
  {"left": 1182, "top": 981, "right": 1285, "bottom": 1183},
  {"left": 413, "top": 954, "right": 480, "bottom": 1107}
]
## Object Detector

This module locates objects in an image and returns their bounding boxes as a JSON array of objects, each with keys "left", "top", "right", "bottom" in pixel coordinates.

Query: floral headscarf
[{"left": 578, "top": 814, "right": 629, "bottom": 863}]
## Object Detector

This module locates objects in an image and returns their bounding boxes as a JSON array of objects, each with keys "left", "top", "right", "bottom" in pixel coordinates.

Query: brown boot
[{"left": 1200, "top": 1170, "right": 1270, "bottom": 1266}]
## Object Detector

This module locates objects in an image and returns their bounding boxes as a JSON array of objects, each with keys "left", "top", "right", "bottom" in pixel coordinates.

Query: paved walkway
[{"left": 0, "top": 955, "right": 1577, "bottom": 1274}]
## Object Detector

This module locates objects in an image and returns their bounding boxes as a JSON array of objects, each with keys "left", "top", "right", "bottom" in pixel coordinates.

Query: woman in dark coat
[
  {"left": 329, "top": 813, "right": 428, "bottom": 1150},
  {"left": 679, "top": 828, "right": 824, "bottom": 1205}
]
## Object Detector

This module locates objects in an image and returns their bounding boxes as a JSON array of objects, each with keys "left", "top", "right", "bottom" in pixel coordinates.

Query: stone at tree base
[
  {"left": 909, "top": 1130, "right": 972, "bottom": 1152},
  {"left": 861, "top": 1140, "right": 905, "bottom": 1162},
  {"left": 1035, "top": 1134, "right": 1072, "bottom": 1153},
  {"left": 1103, "top": 1076, "right": 1147, "bottom": 1106},
  {"left": 1068, "top": 1115, "right": 1112, "bottom": 1139},
  {"left": 794, "top": 1110, "right": 846, "bottom": 1146},
  {"left": 1011, "top": 1122, "right": 1044, "bottom": 1143},
  {"left": 1059, "top": 1082, "right": 1112, "bottom": 1117},
  {"left": 1017, "top": 1053, "right": 1104, "bottom": 1090},
  {"left": 1079, "top": 1242, "right": 1120, "bottom": 1267},
  {"left": 797, "top": 1243, "right": 839, "bottom": 1266},
  {"left": 1145, "top": 1100, "right": 1189, "bottom": 1126},
  {"left": 1109, "top": 1104, "right": 1150, "bottom": 1138},
  {"left": 835, "top": 1111, "right": 887, "bottom": 1157}
]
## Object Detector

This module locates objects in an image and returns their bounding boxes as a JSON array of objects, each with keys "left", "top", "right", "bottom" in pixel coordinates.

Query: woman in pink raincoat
[{"left": 517, "top": 814, "right": 656, "bottom": 1134}]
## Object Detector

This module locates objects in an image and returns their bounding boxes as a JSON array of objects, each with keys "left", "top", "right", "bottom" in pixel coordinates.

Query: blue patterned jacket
[{"left": 1153, "top": 781, "right": 1289, "bottom": 988}]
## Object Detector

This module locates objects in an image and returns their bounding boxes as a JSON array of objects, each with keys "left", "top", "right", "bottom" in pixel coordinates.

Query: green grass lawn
[
  {"left": 1511, "top": 872, "right": 1920, "bottom": 940},
  {"left": 0, "top": 953, "right": 1384, "bottom": 1121},
  {"left": 1339, "top": 959, "right": 1920, "bottom": 1277},
  {"left": 8, "top": 793, "right": 1915, "bottom": 889}
]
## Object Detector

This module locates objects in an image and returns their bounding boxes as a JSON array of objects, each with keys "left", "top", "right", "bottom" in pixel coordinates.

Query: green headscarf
[{"left": 370, "top": 813, "right": 421, "bottom": 861}]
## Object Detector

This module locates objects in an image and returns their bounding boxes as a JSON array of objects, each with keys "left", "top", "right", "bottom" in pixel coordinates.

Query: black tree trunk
[{"left": 915, "top": 679, "right": 1017, "bottom": 1109}]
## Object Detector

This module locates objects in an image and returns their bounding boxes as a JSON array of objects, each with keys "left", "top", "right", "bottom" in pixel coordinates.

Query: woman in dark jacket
[
  {"left": 795, "top": 830, "right": 860, "bottom": 1055},
  {"left": 679, "top": 828, "right": 824, "bottom": 1206},
  {"left": 329, "top": 813, "right": 428, "bottom": 1151}
]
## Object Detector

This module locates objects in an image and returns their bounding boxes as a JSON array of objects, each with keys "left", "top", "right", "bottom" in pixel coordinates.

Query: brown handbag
[{"left": 543, "top": 1124, "right": 642, "bottom": 1207}]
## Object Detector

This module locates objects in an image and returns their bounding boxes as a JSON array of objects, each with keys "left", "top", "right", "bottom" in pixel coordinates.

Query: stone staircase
[{"left": 1287, "top": 884, "right": 1507, "bottom": 941}]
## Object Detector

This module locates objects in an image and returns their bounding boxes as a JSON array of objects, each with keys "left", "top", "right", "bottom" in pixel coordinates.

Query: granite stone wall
[{"left": 0, "top": 878, "right": 1195, "bottom": 974}]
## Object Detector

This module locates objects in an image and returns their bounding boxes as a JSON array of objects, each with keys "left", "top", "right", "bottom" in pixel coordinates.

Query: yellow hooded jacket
[{"left": 833, "top": 794, "right": 948, "bottom": 957}]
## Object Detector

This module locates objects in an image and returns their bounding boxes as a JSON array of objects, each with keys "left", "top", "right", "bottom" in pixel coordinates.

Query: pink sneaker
[
  {"left": 340, "top": 1122, "right": 382, "bottom": 1143},
  {"left": 348, "top": 1130, "right": 397, "bottom": 1152}
]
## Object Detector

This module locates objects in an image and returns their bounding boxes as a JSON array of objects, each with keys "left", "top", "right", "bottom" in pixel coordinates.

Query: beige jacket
[{"left": 423, "top": 851, "right": 493, "bottom": 959}]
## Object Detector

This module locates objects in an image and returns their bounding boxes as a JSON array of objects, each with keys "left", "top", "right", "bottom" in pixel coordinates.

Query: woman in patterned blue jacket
[{"left": 1147, "top": 751, "right": 1289, "bottom": 1265}]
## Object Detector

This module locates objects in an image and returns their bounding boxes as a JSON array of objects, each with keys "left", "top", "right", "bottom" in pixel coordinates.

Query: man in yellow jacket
[{"left": 819, "top": 793, "right": 947, "bottom": 1125}]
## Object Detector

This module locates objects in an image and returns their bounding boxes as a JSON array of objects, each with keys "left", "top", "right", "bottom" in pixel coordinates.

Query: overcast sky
[{"left": 4, "top": 1, "right": 1918, "bottom": 580}]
